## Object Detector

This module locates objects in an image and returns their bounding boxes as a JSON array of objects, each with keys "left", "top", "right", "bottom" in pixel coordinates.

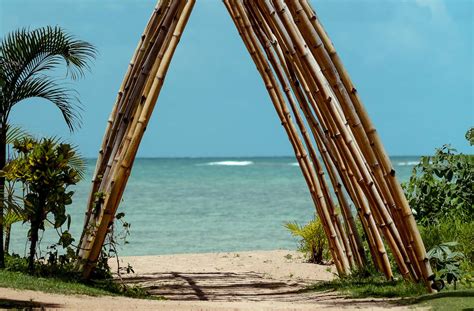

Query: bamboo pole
[
  {"left": 255, "top": 0, "right": 402, "bottom": 279},
  {"left": 298, "top": 0, "right": 433, "bottom": 287},
  {"left": 229, "top": 0, "right": 351, "bottom": 274},
  {"left": 291, "top": 0, "right": 420, "bottom": 281},
  {"left": 79, "top": 0, "right": 169, "bottom": 250},
  {"left": 79, "top": 1, "right": 195, "bottom": 278},
  {"left": 264, "top": 0, "right": 415, "bottom": 280},
  {"left": 249, "top": 1, "right": 376, "bottom": 270},
  {"left": 78, "top": 0, "right": 179, "bottom": 260},
  {"left": 226, "top": 0, "right": 350, "bottom": 275},
  {"left": 246, "top": 4, "right": 356, "bottom": 269},
  {"left": 246, "top": 2, "right": 358, "bottom": 269}
]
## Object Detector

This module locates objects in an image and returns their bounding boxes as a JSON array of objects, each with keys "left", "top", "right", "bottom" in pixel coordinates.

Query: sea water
[{"left": 8, "top": 156, "right": 419, "bottom": 257}]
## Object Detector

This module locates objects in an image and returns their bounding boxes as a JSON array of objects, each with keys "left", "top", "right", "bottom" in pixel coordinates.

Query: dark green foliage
[
  {"left": 0, "top": 26, "right": 96, "bottom": 268},
  {"left": 406, "top": 130, "right": 474, "bottom": 291},
  {"left": 427, "top": 242, "right": 465, "bottom": 290},
  {"left": 466, "top": 127, "right": 474, "bottom": 146},
  {"left": 0, "top": 26, "right": 97, "bottom": 129},
  {"left": 285, "top": 217, "right": 330, "bottom": 264},
  {"left": 2, "top": 137, "right": 80, "bottom": 272},
  {"left": 403, "top": 145, "right": 473, "bottom": 225},
  {"left": 419, "top": 219, "right": 474, "bottom": 273}
]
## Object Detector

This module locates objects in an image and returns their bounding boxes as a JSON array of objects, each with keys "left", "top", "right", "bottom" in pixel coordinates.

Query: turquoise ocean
[{"left": 8, "top": 156, "right": 420, "bottom": 257}]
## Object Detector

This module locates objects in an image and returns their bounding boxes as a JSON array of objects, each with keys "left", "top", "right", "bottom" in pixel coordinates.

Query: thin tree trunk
[
  {"left": 4, "top": 224, "right": 10, "bottom": 254},
  {"left": 28, "top": 219, "right": 40, "bottom": 273},
  {"left": 28, "top": 196, "right": 44, "bottom": 273},
  {"left": 0, "top": 123, "right": 6, "bottom": 268}
]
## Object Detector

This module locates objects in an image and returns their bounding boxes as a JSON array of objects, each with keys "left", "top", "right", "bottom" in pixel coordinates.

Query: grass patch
[
  {"left": 306, "top": 274, "right": 426, "bottom": 298},
  {"left": 306, "top": 272, "right": 474, "bottom": 310},
  {"left": 400, "top": 289, "right": 474, "bottom": 310},
  {"left": 0, "top": 269, "right": 159, "bottom": 299},
  {"left": 0, "top": 269, "right": 113, "bottom": 296}
]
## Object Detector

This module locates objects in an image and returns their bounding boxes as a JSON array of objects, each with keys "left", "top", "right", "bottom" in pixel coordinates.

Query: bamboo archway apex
[{"left": 77, "top": 0, "right": 434, "bottom": 291}]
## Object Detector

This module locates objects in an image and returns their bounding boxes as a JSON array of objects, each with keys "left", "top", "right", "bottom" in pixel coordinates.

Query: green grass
[
  {"left": 0, "top": 269, "right": 158, "bottom": 300},
  {"left": 1, "top": 253, "right": 160, "bottom": 300},
  {"left": 0, "top": 269, "right": 118, "bottom": 296},
  {"left": 306, "top": 272, "right": 474, "bottom": 310},
  {"left": 306, "top": 274, "right": 426, "bottom": 298},
  {"left": 401, "top": 289, "right": 474, "bottom": 310}
]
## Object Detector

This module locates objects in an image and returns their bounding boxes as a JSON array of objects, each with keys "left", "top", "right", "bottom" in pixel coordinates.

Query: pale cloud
[
  {"left": 414, "top": 0, "right": 449, "bottom": 20},
  {"left": 365, "top": 0, "right": 462, "bottom": 67}
]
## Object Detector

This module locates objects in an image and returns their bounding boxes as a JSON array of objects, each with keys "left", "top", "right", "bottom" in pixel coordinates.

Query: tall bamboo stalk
[
  {"left": 227, "top": 0, "right": 350, "bottom": 275},
  {"left": 78, "top": 1, "right": 195, "bottom": 278},
  {"left": 263, "top": 0, "right": 414, "bottom": 279},
  {"left": 246, "top": 1, "right": 358, "bottom": 270},
  {"left": 298, "top": 0, "right": 433, "bottom": 287}
]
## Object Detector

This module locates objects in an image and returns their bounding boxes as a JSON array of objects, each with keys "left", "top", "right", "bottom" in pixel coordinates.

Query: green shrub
[
  {"left": 419, "top": 219, "right": 474, "bottom": 268},
  {"left": 285, "top": 217, "right": 330, "bottom": 264},
  {"left": 2, "top": 137, "right": 81, "bottom": 272},
  {"left": 403, "top": 143, "right": 473, "bottom": 225},
  {"left": 427, "top": 242, "right": 465, "bottom": 290}
]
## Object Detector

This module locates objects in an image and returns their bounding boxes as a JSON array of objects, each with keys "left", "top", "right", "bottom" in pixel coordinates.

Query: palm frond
[
  {"left": 1, "top": 193, "right": 25, "bottom": 217},
  {"left": 0, "top": 26, "right": 97, "bottom": 83},
  {"left": 284, "top": 221, "right": 304, "bottom": 237},
  {"left": 0, "top": 26, "right": 96, "bottom": 130},
  {"left": 6, "top": 124, "right": 31, "bottom": 145},
  {"left": 4, "top": 209, "right": 25, "bottom": 228},
  {"left": 10, "top": 76, "right": 82, "bottom": 131},
  {"left": 69, "top": 145, "right": 86, "bottom": 180}
]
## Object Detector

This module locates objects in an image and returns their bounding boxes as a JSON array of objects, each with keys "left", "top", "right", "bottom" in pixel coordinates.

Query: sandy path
[{"left": 1, "top": 250, "right": 413, "bottom": 310}]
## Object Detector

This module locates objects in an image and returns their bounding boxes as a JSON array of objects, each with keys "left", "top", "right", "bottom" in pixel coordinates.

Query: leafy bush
[
  {"left": 427, "top": 242, "right": 465, "bottom": 290},
  {"left": 2, "top": 137, "right": 80, "bottom": 272},
  {"left": 403, "top": 144, "right": 473, "bottom": 225},
  {"left": 285, "top": 217, "right": 330, "bottom": 264},
  {"left": 405, "top": 129, "right": 474, "bottom": 290},
  {"left": 419, "top": 219, "right": 474, "bottom": 270}
]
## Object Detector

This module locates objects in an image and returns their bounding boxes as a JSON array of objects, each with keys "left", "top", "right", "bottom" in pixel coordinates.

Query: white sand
[{"left": 1, "top": 250, "right": 414, "bottom": 310}]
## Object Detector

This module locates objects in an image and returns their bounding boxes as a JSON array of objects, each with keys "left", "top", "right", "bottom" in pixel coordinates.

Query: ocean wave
[
  {"left": 204, "top": 161, "right": 254, "bottom": 166},
  {"left": 396, "top": 161, "right": 420, "bottom": 166},
  {"left": 289, "top": 162, "right": 300, "bottom": 166}
]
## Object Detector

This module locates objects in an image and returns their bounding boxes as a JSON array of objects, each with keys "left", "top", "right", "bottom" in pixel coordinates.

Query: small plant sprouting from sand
[{"left": 285, "top": 217, "right": 330, "bottom": 265}]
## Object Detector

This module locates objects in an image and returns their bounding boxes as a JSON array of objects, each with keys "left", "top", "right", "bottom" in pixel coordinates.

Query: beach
[{"left": 1, "top": 250, "right": 412, "bottom": 310}]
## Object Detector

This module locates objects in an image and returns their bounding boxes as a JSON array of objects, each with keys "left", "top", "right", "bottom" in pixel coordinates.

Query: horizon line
[{"left": 81, "top": 155, "right": 425, "bottom": 159}]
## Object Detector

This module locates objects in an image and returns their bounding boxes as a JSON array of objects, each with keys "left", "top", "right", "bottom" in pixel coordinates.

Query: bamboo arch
[{"left": 77, "top": 0, "right": 434, "bottom": 290}]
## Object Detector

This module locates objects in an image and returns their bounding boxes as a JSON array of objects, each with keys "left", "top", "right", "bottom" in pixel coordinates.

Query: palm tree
[{"left": 0, "top": 26, "right": 96, "bottom": 268}]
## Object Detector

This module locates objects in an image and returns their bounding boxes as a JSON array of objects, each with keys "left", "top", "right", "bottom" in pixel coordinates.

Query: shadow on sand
[
  {"left": 121, "top": 270, "right": 400, "bottom": 308},
  {"left": 0, "top": 298, "right": 61, "bottom": 310}
]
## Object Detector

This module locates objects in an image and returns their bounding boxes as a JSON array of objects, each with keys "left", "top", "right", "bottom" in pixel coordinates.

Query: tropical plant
[
  {"left": 93, "top": 212, "right": 134, "bottom": 282},
  {"left": 1, "top": 125, "right": 31, "bottom": 253},
  {"left": 427, "top": 242, "right": 465, "bottom": 290},
  {"left": 285, "top": 217, "right": 329, "bottom": 264},
  {"left": 403, "top": 131, "right": 473, "bottom": 225},
  {"left": 0, "top": 26, "right": 96, "bottom": 268},
  {"left": 419, "top": 218, "right": 474, "bottom": 271},
  {"left": 1, "top": 126, "right": 86, "bottom": 254},
  {"left": 2, "top": 137, "right": 81, "bottom": 272},
  {"left": 466, "top": 127, "right": 474, "bottom": 146}
]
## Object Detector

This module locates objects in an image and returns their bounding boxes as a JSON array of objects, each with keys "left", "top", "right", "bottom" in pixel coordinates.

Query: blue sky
[{"left": 1, "top": 0, "right": 472, "bottom": 157}]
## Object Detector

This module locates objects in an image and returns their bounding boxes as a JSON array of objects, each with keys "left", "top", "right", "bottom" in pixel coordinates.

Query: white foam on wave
[
  {"left": 397, "top": 161, "right": 420, "bottom": 166},
  {"left": 205, "top": 161, "right": 254, "bottom": 166},
  {"left": 289, "top": 162, "right": 300, "bottom": 166}
]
